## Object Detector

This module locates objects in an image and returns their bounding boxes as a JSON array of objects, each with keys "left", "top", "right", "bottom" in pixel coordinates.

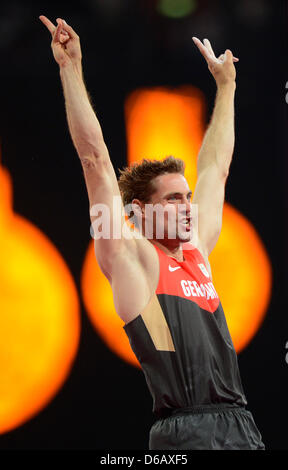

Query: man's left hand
[{"left": 192, "top": 37, "right": 238, "bottom": 87}]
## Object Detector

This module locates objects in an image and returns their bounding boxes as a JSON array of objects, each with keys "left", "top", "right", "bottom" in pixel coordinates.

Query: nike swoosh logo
[{"left": 169, "top": 265, "right": 181, "bottom": 272}]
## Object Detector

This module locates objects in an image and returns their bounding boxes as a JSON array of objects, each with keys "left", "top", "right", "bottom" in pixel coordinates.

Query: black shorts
[{"left": 149, "top": 404, "right": 265, "bottom": 450}]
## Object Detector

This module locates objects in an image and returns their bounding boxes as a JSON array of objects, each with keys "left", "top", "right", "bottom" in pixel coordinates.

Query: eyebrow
[{"left": 164, "top": 191, "right": 193, "bottom": 199}]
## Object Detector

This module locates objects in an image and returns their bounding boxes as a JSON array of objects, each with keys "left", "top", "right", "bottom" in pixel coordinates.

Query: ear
[{"left": 131, "top": 199, "right": 145, "bottom": 216}]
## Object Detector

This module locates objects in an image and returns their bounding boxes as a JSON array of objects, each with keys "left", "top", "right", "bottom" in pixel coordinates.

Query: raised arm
[
  {"left": 191, "top": 37, "right": 238, "bottom": 258},
  {"left": 39, "top": 16, "right": 159, "bottom": 324},
  {"left": 39, "top": 16, "right": 134, "bottom": 279}
]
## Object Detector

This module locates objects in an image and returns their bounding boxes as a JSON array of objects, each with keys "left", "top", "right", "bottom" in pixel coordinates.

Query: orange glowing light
[
  {"left": 0, "top": 153, "right": 80, "bottom": 433},
  {"left": 81, "top": 86, "right": 272, "bottom": 366},
  {"left": 209, "top": 203, "right": 272, "bottom": 352},
  {"left": 81, "top": 241, "right": 136, "bottom": 365},
  {"left": 124, "top": 86, "right": 205, "bottom": 188}
]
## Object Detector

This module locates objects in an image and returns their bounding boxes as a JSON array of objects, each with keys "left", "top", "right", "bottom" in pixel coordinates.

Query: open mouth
[{"left": 179, "top": 217, "right": 192, "bottom": 230}]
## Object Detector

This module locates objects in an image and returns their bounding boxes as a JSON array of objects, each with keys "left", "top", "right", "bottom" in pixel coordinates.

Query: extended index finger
[
  {"left": 192, "top": 37, "right": 213, "bottom": 61},
  {"left": 39, "top": 15, "right": 56, "bottom": 35}
]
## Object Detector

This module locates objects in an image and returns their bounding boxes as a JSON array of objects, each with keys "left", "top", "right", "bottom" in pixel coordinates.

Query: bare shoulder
[
  {"left": 132, "top": 230, "right": 159, "bottom": 270},
  {"left": 105, "top": 227, "right": 160, "bottom": 324},
  {"left": 122, "top": 225, "right": 160, "bottom": 290}
]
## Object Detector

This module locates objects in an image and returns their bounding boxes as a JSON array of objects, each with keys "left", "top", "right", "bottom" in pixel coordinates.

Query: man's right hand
[{"left": 39, "top": 16, "right": 82, "bottom": 71}]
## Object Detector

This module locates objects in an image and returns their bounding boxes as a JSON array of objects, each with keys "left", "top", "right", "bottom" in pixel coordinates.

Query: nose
[
  {"left": 178, "top": 196, "right": 192, "bottom": 216},
  {"left": 185, "top": 196, "right": 192, "bottom": 210}
]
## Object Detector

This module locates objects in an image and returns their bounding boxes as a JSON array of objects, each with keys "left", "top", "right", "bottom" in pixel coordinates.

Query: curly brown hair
[{"left": 118, "top": 156, "right": 185, "bottom": 211}]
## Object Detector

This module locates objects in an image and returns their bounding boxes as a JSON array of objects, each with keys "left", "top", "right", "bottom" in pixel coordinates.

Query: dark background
[{"left": 0, "top": 0, "right": 287, "bottom": 450}]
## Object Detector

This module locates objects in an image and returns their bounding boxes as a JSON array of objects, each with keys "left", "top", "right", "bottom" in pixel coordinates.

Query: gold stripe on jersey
[{"left": 141, "top": 294, "right": 176, "bottom": 352}]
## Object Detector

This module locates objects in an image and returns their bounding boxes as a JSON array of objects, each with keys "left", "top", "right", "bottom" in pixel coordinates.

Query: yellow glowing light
[{"left": 0, "top": 154, "right": 80, "bottom": 433}]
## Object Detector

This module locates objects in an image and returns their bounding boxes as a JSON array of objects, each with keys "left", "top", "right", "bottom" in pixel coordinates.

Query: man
[{"left": 40, "top": 15, "right": 265, "bottom": 450}]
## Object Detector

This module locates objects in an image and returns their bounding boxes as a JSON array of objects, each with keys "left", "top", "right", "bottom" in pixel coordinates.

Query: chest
[{"left": 156, "top": 251, "right": 219, "bottom": 313}]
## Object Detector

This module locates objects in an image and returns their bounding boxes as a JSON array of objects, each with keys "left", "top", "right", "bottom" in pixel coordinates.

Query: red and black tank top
[{"left": 123, "top": 242, "right": 247, "bottom": 418}]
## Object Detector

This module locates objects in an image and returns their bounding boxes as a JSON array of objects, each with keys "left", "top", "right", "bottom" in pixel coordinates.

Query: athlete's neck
[{"left": 150, "top": 239, "right": 185, "bottom": 262}]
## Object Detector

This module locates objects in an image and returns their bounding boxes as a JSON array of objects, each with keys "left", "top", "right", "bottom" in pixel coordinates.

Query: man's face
[{"left": 143, "top": 173, "right": 193, "bottom": 242}]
